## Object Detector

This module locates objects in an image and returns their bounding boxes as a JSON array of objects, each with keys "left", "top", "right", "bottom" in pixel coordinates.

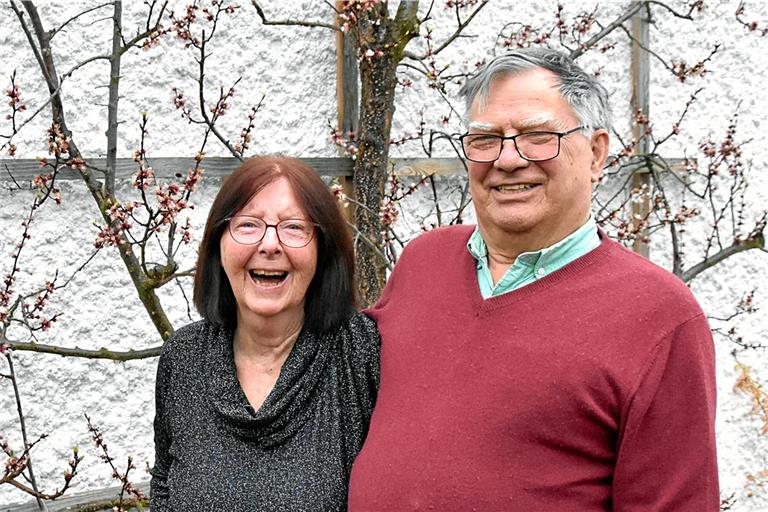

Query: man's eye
[
  {"left": 522, "top": 132, "right": 556, "bottom": 145},
  {"left": 468, "top": 135, "right": 499, "bottom": 148}
]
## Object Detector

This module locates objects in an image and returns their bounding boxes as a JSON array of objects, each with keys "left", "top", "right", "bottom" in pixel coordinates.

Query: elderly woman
[{"left": 150, "top": 156, "right": 380, "bottom": 511}]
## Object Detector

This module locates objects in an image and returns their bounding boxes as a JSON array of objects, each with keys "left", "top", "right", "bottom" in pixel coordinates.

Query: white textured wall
[{"left": 1, "top": 1, "right": 768, "bottom": 509}]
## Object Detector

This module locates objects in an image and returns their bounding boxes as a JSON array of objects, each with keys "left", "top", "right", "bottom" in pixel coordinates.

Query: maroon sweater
[{"left": 349, "top": 225, "right": 718, "bottom": 511}]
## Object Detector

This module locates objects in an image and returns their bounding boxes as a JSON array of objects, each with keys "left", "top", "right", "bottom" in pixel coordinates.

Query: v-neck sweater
[
  {"left": 150, "top": 312, "right": 379, "bottom": 512},
  {"left": 349, "top": 225, "right": 718, "bottom": 511}
]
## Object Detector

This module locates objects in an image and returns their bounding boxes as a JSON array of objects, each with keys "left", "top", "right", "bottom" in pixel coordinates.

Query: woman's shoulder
[
  {"left": 346, "top": 310, "right": 378, "bottom": 334},
  {"left": 326, "top": 311, "right": 380, "bottom": 359},
  {"left": 160, "top": 319, "right": 221, "bottom": 361}
]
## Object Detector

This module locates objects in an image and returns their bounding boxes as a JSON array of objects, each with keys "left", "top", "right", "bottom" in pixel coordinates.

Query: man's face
[{"left": 467, "top": 68, "right": 608, "bottom": 254}]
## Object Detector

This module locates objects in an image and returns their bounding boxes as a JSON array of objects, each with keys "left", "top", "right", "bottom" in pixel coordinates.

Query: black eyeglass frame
[
  {"left": 459, "top": 125, "right": 586, "bottom": 163},
  {"left": 224, "top": 215, "right": 318, "bottom": 248}
]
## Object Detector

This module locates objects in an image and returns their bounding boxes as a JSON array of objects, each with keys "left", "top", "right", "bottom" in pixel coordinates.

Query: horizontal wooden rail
[
  {"left": 0, "top": 157, "right": 469, "bottom": 182},
  {"left": 4, "top": 481, "right": 150, "bottom": 511}
]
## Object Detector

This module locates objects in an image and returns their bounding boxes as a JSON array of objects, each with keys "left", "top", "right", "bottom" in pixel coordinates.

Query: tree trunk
[{"left": 352, "top": 1, "right": 419, "bottom": 306}]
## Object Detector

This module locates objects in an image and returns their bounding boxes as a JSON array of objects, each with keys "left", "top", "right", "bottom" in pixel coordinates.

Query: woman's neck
[{"left": 233, "top": 311, "right": 303, "bottom": 363}]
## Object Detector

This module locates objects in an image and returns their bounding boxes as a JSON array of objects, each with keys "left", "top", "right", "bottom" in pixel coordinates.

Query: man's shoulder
[
  {"left": 596, "top": 237, "right": 703, "bottom": 313},
  {"left": 601, "top": 237, "right": 683, "bottom": 283}
]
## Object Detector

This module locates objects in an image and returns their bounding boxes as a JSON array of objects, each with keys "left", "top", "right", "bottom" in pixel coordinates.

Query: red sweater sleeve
[{"left": 613, "top": 313, "right": 718, "bottom": 511}]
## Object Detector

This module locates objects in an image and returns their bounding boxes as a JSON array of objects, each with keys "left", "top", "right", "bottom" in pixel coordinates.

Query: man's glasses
[
  {"left": 459, "top": 126, "right": 585, "bottom": 163},
  {"left": 226, "top": 216, "right": 316, "bottom": 248}
]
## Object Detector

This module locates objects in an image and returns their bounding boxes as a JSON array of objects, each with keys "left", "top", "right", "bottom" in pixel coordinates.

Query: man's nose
[{"left": 495, "top": 139, "right": 530, "bottom": 171}]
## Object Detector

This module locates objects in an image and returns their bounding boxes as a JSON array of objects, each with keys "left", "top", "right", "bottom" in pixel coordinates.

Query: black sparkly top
[{"left": 149, "top": 313, "right": 380, "bottom": 512}]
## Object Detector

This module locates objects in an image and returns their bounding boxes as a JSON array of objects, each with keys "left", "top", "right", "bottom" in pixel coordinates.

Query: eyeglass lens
[
  {"left": 462, "top": 132, "right": 562, "bottom": 162},
  {"left": 228, "top": 216, "right": 314, "bottom": 247}
]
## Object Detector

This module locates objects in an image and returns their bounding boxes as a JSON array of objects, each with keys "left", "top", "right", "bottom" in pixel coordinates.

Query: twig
[
  {"left": 85, "top": 415, "right": 146, "bottom": 511},
  {"left": 195, "top": 34, "right": 244, "bottom": 160},
  {"left": 251, "top": 1, "right": 340, "bottom": 31},
  {"left": 52, "top": 2, "right": 113, "bottom": 38},
  {"left": 403, "top": 0, "right": 489, "bottom": 60},
  {"left": 570, "top": 1, "right": 644, "bottom": 59},
  {"left": 4, "top": 352, "right": 44, "bottom": 509},
  {"left": 647, "top": 0, "right": 702, "bottom": 20},
  {"left": 119, "top": 1, "right": 169, "bottom": 53}
]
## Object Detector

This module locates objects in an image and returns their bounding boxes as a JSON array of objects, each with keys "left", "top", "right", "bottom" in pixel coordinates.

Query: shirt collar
[{"left": 466, "top": 215, "right": 598, "bottom": 269}]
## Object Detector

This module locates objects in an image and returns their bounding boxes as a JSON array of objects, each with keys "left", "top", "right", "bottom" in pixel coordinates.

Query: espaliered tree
[
  {"left": 253, "top": 0, "right": 489, "bottom": 305},
  {"left": 7, "top": 0, "right": 176, "bottom": 350}
]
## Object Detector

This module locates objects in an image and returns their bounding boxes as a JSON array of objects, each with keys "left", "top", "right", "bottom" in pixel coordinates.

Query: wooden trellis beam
[
  {"left": 0, "top": 157, "right": 474, "bottom": 182},
  {"left": 630, "top": 0, "right": 652, "bottom": 257}
]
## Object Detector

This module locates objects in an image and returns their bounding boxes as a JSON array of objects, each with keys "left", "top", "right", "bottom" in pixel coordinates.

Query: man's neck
[{"left": 481, "top": 216, "right": 592, "bottom": 284}]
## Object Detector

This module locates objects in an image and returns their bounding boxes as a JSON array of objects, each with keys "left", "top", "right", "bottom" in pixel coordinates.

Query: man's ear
[{"left": 589, "top": 129, "right": 610, "bottom": 183}]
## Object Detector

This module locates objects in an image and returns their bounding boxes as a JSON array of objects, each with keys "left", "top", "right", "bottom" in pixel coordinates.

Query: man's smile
[{"left": 494, "top": 183, "right": 540, "bottom": 193}]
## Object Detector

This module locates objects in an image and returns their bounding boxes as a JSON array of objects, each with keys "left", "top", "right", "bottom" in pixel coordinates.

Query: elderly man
[{"left": 348, "top": 48, "right": 718, "bottom": 511}]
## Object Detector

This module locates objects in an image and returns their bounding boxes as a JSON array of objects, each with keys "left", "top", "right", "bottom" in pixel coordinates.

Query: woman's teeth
[{"left": 249, "top": 270, "right": 288, "bottom": 286}]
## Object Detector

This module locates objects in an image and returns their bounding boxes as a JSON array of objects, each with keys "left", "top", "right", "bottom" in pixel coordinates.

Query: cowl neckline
[{"left": 206, "top": 324, "right": 332, "bottom": 448}]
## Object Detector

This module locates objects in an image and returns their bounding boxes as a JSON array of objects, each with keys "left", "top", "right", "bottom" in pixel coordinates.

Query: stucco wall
[{"left": 2, "top": 1, "right": 768, "bottom": 509}]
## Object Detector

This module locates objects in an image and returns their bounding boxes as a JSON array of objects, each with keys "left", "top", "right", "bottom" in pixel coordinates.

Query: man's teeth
[{"left": 496, "top": 184, "right": 536, "bottom": 192}]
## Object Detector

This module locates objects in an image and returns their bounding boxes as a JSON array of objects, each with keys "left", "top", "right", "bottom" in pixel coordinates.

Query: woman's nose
[{"left": 258, "top": 225, "right": 282, "bottom": 253}]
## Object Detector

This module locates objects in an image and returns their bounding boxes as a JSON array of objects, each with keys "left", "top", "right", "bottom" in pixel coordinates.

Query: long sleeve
[
  {"left": 353, "top": 313, "right": 380, "bottom": 401},
  {"left": 149, "top": 339, "right": 174, "bottom": 512},
  {"left": 613, "top": 313, "right": 719, "bottom": 511}
]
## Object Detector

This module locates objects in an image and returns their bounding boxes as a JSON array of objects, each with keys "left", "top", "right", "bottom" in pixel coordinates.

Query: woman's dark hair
[{"left": 193, "top": 156, "right": 356, "bottom": 333}]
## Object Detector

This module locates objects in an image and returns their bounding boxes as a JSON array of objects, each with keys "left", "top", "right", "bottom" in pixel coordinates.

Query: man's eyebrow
[
  {"left": 468, "top": 121, "right": 496, "bottom": 131},
  {"left": 517, "top": 114, "right": 566, "bottom": 130},
  {"left": 468, "top": 116, "right": 569, "bottom": 133}
]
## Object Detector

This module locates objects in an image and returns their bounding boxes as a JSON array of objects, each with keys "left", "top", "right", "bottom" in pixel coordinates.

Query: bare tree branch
[
  {"left": 195, "top": 35, "right": 244, "bottom": 161},
  {"left": 681, "top": 232, "right": 765, "bottom": 283},
  {"left": 4, "top": 340, "right": 162, "bottom": 360},
  {"left": 403, "top": 0, "right": 489, "bottom": 61},
  {"left": 570, "top": 1, "right": 644, "bottom": 59},
  {"left": 647, "top": 0, "right": 702, "bottom": 20},
  {"left": 119, "top": 1, "right": 168, "bottom": 54},
  {"left": 51, "top": 1, "right": 113, "bottom": 38},
  {"left": 3, "top": 352, "right": 44, "bottom": 508},
  {"left": 105, "top": 0, "right": 123, "bottom": 197},
  {"left": 252, "top": 0, "right": 340, "bottom": 31}
]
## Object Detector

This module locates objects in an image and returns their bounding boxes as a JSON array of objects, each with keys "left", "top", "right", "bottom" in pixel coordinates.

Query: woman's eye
[
  {"left": 284, "top": 222, "right": 306, "bottom": 232},
  {"left": 234, "top": 219, "right": 260, "bottom": 230}
]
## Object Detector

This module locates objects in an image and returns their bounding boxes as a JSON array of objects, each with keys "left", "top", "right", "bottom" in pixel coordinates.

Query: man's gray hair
[{"left": 459, "top": 48, "right": 612, "bottom": 132}]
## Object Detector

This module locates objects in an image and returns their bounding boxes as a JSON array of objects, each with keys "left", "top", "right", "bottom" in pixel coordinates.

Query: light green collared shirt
[{"left": 467, "top": 216, "right": 600, "bottom": 298}]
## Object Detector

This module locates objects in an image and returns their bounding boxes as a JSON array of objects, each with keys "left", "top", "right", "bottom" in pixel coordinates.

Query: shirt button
[{"left": 536, "top": 267, "right": 546, "bottom": 276}]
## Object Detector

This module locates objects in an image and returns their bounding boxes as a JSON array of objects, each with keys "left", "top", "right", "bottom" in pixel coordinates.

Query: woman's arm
[{"left": 149, "top": 339, "right": 175, "bottom": 511}]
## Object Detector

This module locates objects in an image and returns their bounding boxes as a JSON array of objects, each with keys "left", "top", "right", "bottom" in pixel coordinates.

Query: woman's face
[{"left": 219, "top": 177, "right": 318, "bottom": 328}]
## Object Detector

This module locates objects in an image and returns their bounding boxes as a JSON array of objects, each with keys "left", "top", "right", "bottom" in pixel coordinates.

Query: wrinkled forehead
[{"left": 468, "top": 68, "right": 571, "bottom": 123}]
